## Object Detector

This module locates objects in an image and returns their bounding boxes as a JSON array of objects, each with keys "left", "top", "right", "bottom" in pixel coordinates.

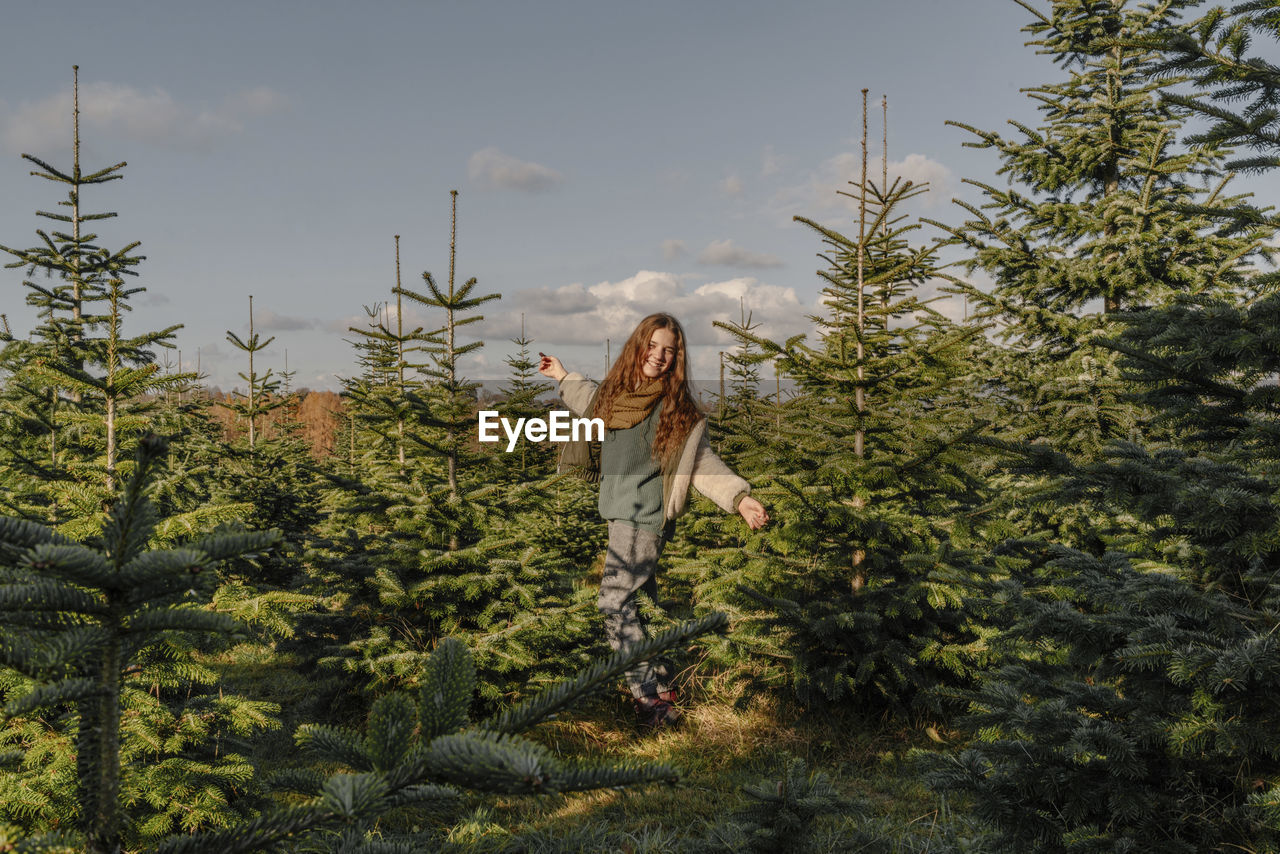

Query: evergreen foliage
[
  {"left": 0, "top": 67, "right": 184, "bottom": 530},
  {"left": 156, "top": 614, "right": 726, "bottom": 854},
  {"left": 930, "top": 0, "right": 1268, "bottom": 469},
  {"left": 696, "top": 106, "right": 990, "bottom": 711},
  {"left": 925, "top": 7, "right": 1280, "bottom": 851},
  {"left": 0, "top": 435, "right": 281, "bottom": 853},
  {"left": 10, "top": 8, "right": 1280, "bottom": 849},
  {"left": 224, "top": 296, "right": 287, "bottom": 452},
  {"left": 341, "top": 236, "right": 430, "bottom": 476},
  {"left": 693, "top": 757, "right": 861, "bottom": 854},
  {"left": 708, "top": 301, "right": 780, "bottom": 473},
  {"left": 319, "top": 193, "right": 600, "bottom": 708},
  {"left": 1156, "top": 0, "right": 1280, "bottom": 176},
  {"left": 492, "top": 314, "right": 556, "bottom": 481}
]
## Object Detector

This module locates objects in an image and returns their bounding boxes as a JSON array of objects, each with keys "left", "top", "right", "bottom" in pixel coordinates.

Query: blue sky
[{"left": 0, "top": 0, "right": 1238, "bottom": 391}]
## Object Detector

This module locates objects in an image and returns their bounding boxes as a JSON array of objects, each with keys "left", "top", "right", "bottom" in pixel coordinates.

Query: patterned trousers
[{"left": 599, "top": 520, "right": 673, "bottom": 699}]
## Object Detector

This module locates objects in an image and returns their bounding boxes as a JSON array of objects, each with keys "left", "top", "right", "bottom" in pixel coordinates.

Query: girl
[{"left": 539, "top": 313, "right": 768, "bottom": 728}]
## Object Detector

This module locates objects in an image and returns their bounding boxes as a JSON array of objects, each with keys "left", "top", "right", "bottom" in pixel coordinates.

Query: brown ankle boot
[{"left": 635, "top": 690, "right": 682, "bottom": 729}]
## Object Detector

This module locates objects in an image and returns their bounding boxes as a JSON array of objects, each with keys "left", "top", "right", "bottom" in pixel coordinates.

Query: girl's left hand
[{"left": 738, "top": 496, "right": 769, "bottom": 530}]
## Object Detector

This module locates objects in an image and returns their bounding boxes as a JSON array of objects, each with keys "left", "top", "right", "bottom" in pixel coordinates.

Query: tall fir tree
[
  {"left": 0, "top": 67, "right": 183, "bottom": 532},
  {"left": 401, "top": 190, "right": 499, "bottom": 502},
  {"left": 684, "top": 92, "right": 991, "bottom": 711},
  {"left": 925, "top": 5, "right": 1280, "bottom": 851},
  {"left": 932, "top": 0, "right": 1268, "bottom": 469}
]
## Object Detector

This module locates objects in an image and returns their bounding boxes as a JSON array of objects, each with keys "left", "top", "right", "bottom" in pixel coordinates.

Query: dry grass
[{"left": 479, "top": 683, "right": 951, "bottom": 844}]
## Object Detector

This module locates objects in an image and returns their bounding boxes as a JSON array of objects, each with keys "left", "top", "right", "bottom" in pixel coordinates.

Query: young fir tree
[
  {"left": 223, "top": 295, "right": 286, "bottom": 452},
  {"left": 0, "top": 434, "right": 727, "bottom": 852},
  {"left": 491, "top": 313, "right": 557, "bottom": 481},
  {"left": 708, "top": 299, "right": 780, "bottom": 473},
  {"left": 691, "top": 758, "right": 871, "bottom": 854},
  {"left": 0, "top": 436, "right": 282, "bottom": 853},
  {"left": 1155, "top": 1, "right": 1280, "bottom": 177},
  {"left": 400, "top": 191, "right": 499, "bottom": 502},
  {"left": 341, "top": 236, "right": 430, "bottom": 477},
  {"left": 323, "top": 193, "right": 599, "bottom": 707},
  {"left": 930, "top": 0, "right": 1269, "bottom": 485},
  {"left": 0, "top": 67, "right": 183, "bottom": 531},
  {"left": 34, "top": 277, "right": 186, "bottom": 513},
  {"left": 924, "top": 6, "right": 1280, "bottom": 851},
  {"left": 334, "top": 302, "right": 405, "bottom": 480},
  {"left": 0, "top": 337, "right": 66, "bottom": 522},
  {"left": 214, "top": 296, "right": 322, "bottom": 589},
  {"left": 684, "top": 92, "right": 991, "bottom": 711}
]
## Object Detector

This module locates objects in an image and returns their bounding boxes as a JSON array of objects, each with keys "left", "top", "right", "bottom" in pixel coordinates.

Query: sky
[{"left": 0, "top": 0, "right": 1253, "bottom": 392}]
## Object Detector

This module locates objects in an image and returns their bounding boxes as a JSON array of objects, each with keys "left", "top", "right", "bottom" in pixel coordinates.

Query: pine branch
[{"left": 481, "top": 612, "right": 727, "bottom": 734}]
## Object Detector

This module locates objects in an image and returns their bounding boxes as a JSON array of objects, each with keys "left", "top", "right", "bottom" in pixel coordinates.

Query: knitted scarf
[{"left": 600, "top": 379, "right": 663, "bottom": 429}]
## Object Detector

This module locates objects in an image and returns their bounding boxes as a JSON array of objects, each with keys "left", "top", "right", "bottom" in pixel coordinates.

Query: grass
[
  {"left": 204, "top": 569, "right": 987, "bottom": 851},
  {"left": 448, "top": 681, "right": 980, "bottom": 852}
]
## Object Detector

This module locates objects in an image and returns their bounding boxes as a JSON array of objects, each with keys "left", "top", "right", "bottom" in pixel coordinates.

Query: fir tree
[
  {"left": 693, "top": 758, "right": 866, "bottom": 854},
  {"left": 215, "top": 296, "right": 323, "bottom": 589},
  {"left": 321, "top": 193, "right": 598, "bottom": 707},
  {"left": 925, "top": 7, "right": 1280, "bottom": 850},
  {"left": 224, "top": 295, "right": 286, "bottom": 452},
  {"left": 342, "top": 236, "right": 429, "bottom": 476},
  {"left": 399, "top": 190, "right": 499, "bottom": 501},
  {"left": 0, "top": 67, "right": 182, "bottom": 529},
  {"left": 694, "top": 92, "right": 990, "bottom": 711},
  {"left": 932, "top": 0, "right": 1268, "bottom": 466},
  {"left": 709, "top": 299, "right": 778, "bottom": 472},
  {"left": 0, "top": 436, "right": 281, "bottom": 854},
  {"left": 1155, "top": 0, "right": 1280, "bottom": 177},
  {"left": 156, "top": 614, "right": 726, "bottom": 854},
  {"left": 493, "top": 313, "right": 556, "bottom": 480},
  {"left": 338, "top": 301, "right": 408, "bottom": 478}
]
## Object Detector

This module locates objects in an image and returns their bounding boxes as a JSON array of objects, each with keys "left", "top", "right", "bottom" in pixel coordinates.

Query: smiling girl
[{"left": 539, "top": 312, "right": 768, "bottom": 729}]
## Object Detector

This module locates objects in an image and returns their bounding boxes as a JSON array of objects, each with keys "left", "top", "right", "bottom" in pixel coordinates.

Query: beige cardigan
[{"left": 558, "top": 372, "right": 750, "bottom": 521}]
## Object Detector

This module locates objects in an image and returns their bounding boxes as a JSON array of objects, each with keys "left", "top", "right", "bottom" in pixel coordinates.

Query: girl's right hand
[{"left": 538, "top": 352, "right": 567, "bottom": 382}]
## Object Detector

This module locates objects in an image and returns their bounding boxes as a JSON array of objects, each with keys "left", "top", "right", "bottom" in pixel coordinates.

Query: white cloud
[
  {"left": 255, "top": 309, "right": 316, "bottom": 332},
  {"left": 696, "top": 239, "right": 784, "bottom": 269},
  {"left": 467, "top": 146, "right": 564, "bottom": 192},
  {"left": 482, "top": 270, "right": 816, "bottom": 380},
  {"left": 0, "top": 80, "right": 288, "bottom": 154},
  {"left": 720, "top": 173, "right": 744, "bottom": 196},
  {"left": 770, "top": 151, "right": 955, "bottom": 221},
  {"left": 661, "top": 239, "right": 687, "bottom": 260}
]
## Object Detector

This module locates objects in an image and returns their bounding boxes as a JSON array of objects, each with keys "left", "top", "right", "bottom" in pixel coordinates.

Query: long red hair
[{"left": 596, "top": 313, "right": 702, "bottom": 468}]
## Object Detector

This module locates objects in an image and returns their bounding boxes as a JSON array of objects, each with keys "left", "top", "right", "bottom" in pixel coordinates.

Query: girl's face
[{"left": 640, "top": 327, "right": 678, "bottom": 379}]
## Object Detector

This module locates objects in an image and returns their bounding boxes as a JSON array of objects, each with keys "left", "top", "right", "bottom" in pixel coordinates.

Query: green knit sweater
[{"left": 597, "top": 402, "right": 664, "bottom": 535}]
